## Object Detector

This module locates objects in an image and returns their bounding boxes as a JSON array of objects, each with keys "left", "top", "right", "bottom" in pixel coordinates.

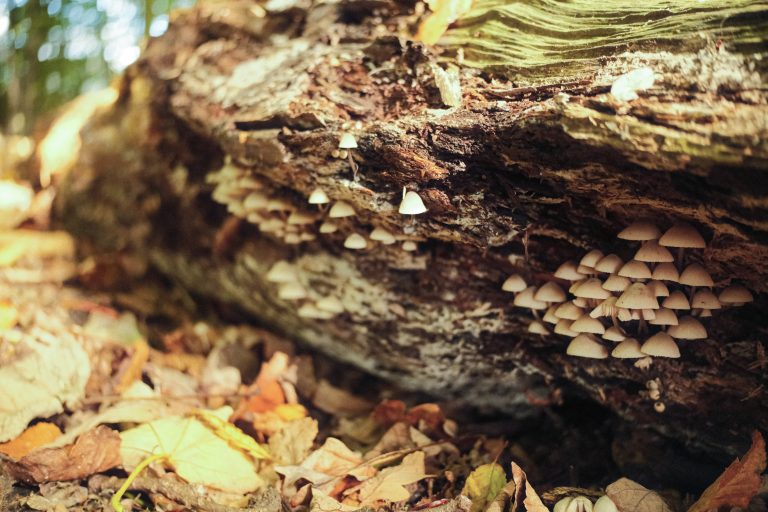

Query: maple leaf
[
  {"left": 462, "top": 463, "right": 507, "bottom": 512},
  {"left": 357, "top": 451, "right": 429, "bottom": 505},
  {"left": 688, "top": 431, "right": 766, "bottom": 512}
]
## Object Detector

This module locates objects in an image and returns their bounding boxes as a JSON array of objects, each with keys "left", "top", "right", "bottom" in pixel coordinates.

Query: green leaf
[{"left": 462, "top": 463, "right": 507, "bottom": 512}]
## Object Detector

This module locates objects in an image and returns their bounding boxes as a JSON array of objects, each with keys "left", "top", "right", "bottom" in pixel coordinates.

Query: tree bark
[{"left": 56, "top": 0, "right": 768, "bottom": 460}]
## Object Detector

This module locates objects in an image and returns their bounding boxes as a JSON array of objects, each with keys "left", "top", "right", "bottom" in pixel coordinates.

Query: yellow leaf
[
  {"left": 119, "top": 407, "right": 264, "bottom": 494},
  {"left": 191, "top": 408, "right": 270, "bottom": 460},
  {"left": 462, "top": 463, "right": 507, "bottom": 512},
  {"left": 358, "top": 451, "right": 429, "bottom": 505}
]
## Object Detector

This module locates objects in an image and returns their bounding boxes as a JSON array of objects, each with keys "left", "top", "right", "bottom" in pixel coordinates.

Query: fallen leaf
[
  {"left": 688, "top": 431, "right": 766, "bottom": 512},
  {"left": 462, "top": 463, "right": 507, "bottom": 512},
  {"left": 414, "top": 0, "right": 474, "bottom": 45},
  {"left": 276, "top": 437, "right": 374, "bottom": 492},
  {"left": 311, "top": 488, "right": 360, "bottom": 512},
  {"left": 312, "top": 380, "right": 374, "bottom": 417},
  {"left": 269, "top": 417, "right": 318, "bottom": 465},
  {"left": 357, "top": 451, "right": 429, "bottom": 505},
  {"left": 510, "top": 462, "right": 547, "bottom": 512},
  {"left": 0, "top": 423, "right": 62, "bottom": 459},
  {"left": 0, "top": 230, "right": 74, "bottom": 267},
  {"left": 606, "top": 478, "right": 672, "bottom": 512},
  {"left": 115, "top": 339, "right": 149, "bottom": 393},
  {"left": 82, "top": 310, "right": 143, "bottom": 346},
  {"left": 486, "top": 479, "right": 516, "bottom": 512},
  {"left": 120, "top": 406, "right": 264, "bottom": 494},
  {"left": 6, "top": 426, "right": 120, "bottom": 483}
]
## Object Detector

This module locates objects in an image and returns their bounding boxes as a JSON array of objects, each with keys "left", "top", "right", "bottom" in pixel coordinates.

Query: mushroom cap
[
  {"left": 679, "top": 263, "right": 714, "bottom": 287},
  {"left": 700, "top": 309, "right": 713, "bottom": 318},
  {"left": 618, "top": 260, "right": 652, "bottom": 279},
  {"left": 329, "top": 201, "right": 356, "bottom": 218},
  {"left": 555, "top": 301, "right": 584, "bottom": 320},
  {"left": 652, "top": 262, "right": 680, "bottom": 282},
  {"left": 554, "top": 319, "right": 579, "bottom": 337},
  {"left": 338, "top": 132, "right": 358, "bottom": 149},
  {"left": 554, "top": 260, "right": 586, "bottom": 281},
  {"left": 593, "top": 496, "right": 618, "bottom": 512},
  {"left": 308, "top": 187, "right": 330, "bottom": 204},
  {"left": 649, "top": 308, "right": 679, "bottom": 326},
  {"left": 244, "top": 192, "right": 269, "bottom": 210},
  {"left": 567, "top": 334, "right": 609, "bottom": 359},
  {"left": 571, "top": 314, "right": 606, "bottom": 334},
  {"left": 568, "top": 497, "right": 594, "bottom": 512},
  {"left": 267, "top": 261, "right": 298, "bottom": 283},
  {"left": 579, "top": 249, "right": 604, "bottom": 268},
  {"left": 573, "top": 278, "right": 611, "bottom": 299},
  {"left": 514, "top": 286, "right": 548, "bottom": 310},
  {"left": 641, "top": 332, "right": 680, "bottom": 358},
  {"left": 603, "top": 326, "right": 626, "bottom": 342},
  {"left": 528, "top": 320, "right": 549, "bottom": 335},
  {"left": 402, "top": 241, "right": 418, "bottom": 252},
  {"left": 316, "top": 296, "right": 345, "bottom": 313},
  {"left": 278, "top": 281, "right": 307, "bottom": 300},
  {"left": 602, "top": 274, "right": 630, "bottom": 292},
  {"left": 692, "top": 289, "right": 721, "bottom": 309},
  {"left": 617, "top": 308, "right": 633, "bottom": 322},
  {"left": 668, "top": 315, "right": 707, "bottom": 339},
  {"left": 370, "top": 227, "right": 396, "bottom": 244},
  {"left": 635, "top": 240, "right": 675, "bottom": 263},
  {"left": 399, "top": 190, "right": 428, "bottom": 215},
  {"left": 543, "top": 306, "right": 560, "bottom": 324},
  {"left": 662, "top": 290, "right": 691, "bottom": 310},
  {"left": 534, "top": 282, "right": 567, "bottom": 303},
  {"left": 659, "top": 222, "right": 706, "bottom": 248},
  {"left": 287, "top": 211, "right": 317, "bottom": 225},
  {"left": 553, "top": 498, "right": 573, "bottom": 512},
  {"left": 616, "top": 283, "right": 659, "bottom": 310},
  {"left": 298, "top": 303, "right": 335, "bottom": 319},
  {"left": 259, "top": 218, "right": 285, "bottom": 232},
  {"left": 502, "top": 274, "right": 527, "bottom": 293},
  {"left": 319, "top": 221, "right": 338, "bottom": 233},
  {"left": 612, "top": 338, "right": 645, "bottom": 358},
  {"left": 573, "top": 297, "right": 589, "bottom": 308},
  {"left": 648, "top": 280, "right": 670, "bottom": 297},
  {"left": 589, "top": 297, "right": 618, "bottom": 319},
  {"left": 344, "top": 233, "right": 368, "bottom": 249},
  {"left": 617, "top": 221, "right": 661, "bottom": 241},
  {"left": 719, "top": 285, "right": 754, "bottom": 304},
  {"left": 595, "top": 254, "right": 623, "bottom": 274},
  {"left": 284, "top": 233, "right": 302, "bottom": 244},
  {"left": 641, "top": 308, "right": 657, "bottom": 321},
  {"left": 267, "top": 198, "right": 293, "bottom": 211}
]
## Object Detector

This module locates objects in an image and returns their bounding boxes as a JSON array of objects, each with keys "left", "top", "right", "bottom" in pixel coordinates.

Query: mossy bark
[{"left": 56, "top": 0, "right": 768, "bottom": 460}]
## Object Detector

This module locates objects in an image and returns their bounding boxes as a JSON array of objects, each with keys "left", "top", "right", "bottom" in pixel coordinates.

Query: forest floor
[{"left": 0, "top": 182, "right": 765, "bottom": 512}]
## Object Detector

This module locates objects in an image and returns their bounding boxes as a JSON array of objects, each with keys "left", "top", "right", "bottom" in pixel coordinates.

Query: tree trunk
[{"left": 55, "top": 0, "right": 768, "bottom": 460}]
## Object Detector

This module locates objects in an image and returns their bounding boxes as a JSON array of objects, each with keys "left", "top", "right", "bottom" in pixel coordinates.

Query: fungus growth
[{"left": 504, "top": 220, "right": 754, "bottom": 361}]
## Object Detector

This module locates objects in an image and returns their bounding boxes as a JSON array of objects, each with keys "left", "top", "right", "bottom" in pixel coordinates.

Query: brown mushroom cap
[
  {"left": 580, "top": 249, "right": 604, "bottom": 268},
  {"left": 659, "top": 222, "right": 706, "bottom": 248},
  {"left": 528, "top": 320, "right": 550, "bottom": 335},
  {"left": 635, "top": 240, "right": 675, "bottom": 263},
  {"left": 329, "top": 201, "right": 356, "bottom": 218},
  {"left": 719, "top": 285, "right": 754, "bottom": 304},
  {"left": 502, "top": 274, "right": 527, "bottom": 293},
  {"left": 641, "top": 332, "right": 681, "bottom": 358},
  {"left": 616, "top": 283, "right": 659, "bottom": 309},
  {"left": 514, "top": 286, "right": 548, "bottom": 310},
  {"left": 652, "top": 262, "right": 680, "bottom": 282},
  {"left": 543, "top": 306, "right": 559, "bottom": 324},
  {"left": 595, "top": 254, "right": 623, "bottom": 274},
  {"left": 618, "top": 260, "right": 652, "bottom": 279},
  {"left": 555, "top": 260, "right": 586, "bottom": 281},
  {"left": 691, "top": 289, "right": 721, "bottom": 309},
  {"left": 573, "top": 278, "right": 611, "bottom": 299},
  {"left": 603, "top": 326, "right": 627, "bottom": 342},
  {"left": 590, "top": 297, "right": 618, "bottom": 319},
  {"left": 571, "top": 314, "right": 606, "bottom": 334},
  {"left": 618, "top": 221, "right": 661, "bottom": 241},
  {"left": 555, "top": 301, "right": 584, "bottom": 320},
  {"left": 648, "top": 280, "right": 670, "bottom": 297},
  {"left": 602, "top": 275, "right": 630, "bottom": 292},
  {"left": 534, "top": 282, "right": 567, "bottom": 303},
  {"left": 566, "top": 334, "right": 609, "bottom": 359},
  {"left": 679, "top": 263, "right": 714, "bottom": 287},
  {"left": 649, "top": 308, "right": 679, "bottom": 326},
  {"left": 668, "top": 315, "right": 707, "bottom": 339},
  {"left": 662, "top": 290, "right": 691, "bottom": 310},
  {"left": 555, "top": 319, "right": 579, "bottom": 337},
  {"left": 612, "top": 338, "right": 646, "bottom": 358}
]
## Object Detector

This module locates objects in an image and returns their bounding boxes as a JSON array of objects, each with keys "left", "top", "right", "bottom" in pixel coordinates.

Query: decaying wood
[{"left": 56, "top": 0, "right": 768, "bottom": 459}]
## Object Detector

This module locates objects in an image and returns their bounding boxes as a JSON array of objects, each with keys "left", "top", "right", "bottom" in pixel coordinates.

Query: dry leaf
[
  {"left": 120, "top": 406, "right": 264, "bottom": 494},
  {"left": 269, "top": 417, "right": 318, "bottom": 465},
  {"left": 688, "top": 431, "right": 766, "bottom": 512},
  {"left": 357, "top": 451, "right": 429, "bottom": 505},
  {"left": 115, "top": 339, "right": 149, "bottom": 393},
  {"left": 82, "top": 310, "right": 143, "bottom": 346},
  {"left": 462, "top": 463, "right": 507, "bottom": 512},
  {"left": 606, "top": 478, "right": 672, "bottom": 512},
  {"left": 0, "top": 423, "right": 62, "bottom": 459},
  {"left": 6, "top": 426, "right": 120, "bottom": 483},
  {"left": 414, "top": 0, "right": 474, "bottom": 45},
  {"left": 510, "top": 462, "right": 547, "bottom": 512},
  {"left": 486, "top": 479, "right": 517, "bottom": 512},
  {"left": 277, "top": 437, "right": 373, "bottom": 491},
  {"left": 0, "top": 300, "right": 19, "bottom": 331},
  {"left": 311, "top": 488, "right": 360, "bottom": 512},
  {"left": 312, "top": 380, "right": 374, "bottom": 417}
]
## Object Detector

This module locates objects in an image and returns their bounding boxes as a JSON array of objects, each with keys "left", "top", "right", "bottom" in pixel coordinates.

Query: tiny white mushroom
[
  {"left": 399, "top": 188, "right": 428, "bottom": 215},
  {"left": 338, "top": 132, "right": 358, "bottom": 149},
  {"left": 317, "top": 296, "right": 345, "bottom": 314},
  {"left": 266, "top": 261, "right": 298, "bottom": 283},
  {"left": 308, "top": 187, "right": 330, "bottom": 205},
  {"left": 278, "top": 282, "right": 307, "bottom": 300},
  {"left": 328, "top": 201, "right": 355, "bottom": 218},
  {"left": 319, "top": 221, "right": 338, "bottom": 234},
  {"left": 402, "top": 241, "right": 418, "bottom": 252},
  {"left": 370, "top": 227, "right": 396, "bottom": 245},
  {"left": 344, "top": 233, "right": 368, "bottom": 250}
]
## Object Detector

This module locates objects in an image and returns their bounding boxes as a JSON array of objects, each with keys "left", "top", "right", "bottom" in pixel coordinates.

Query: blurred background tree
[{"left": 1, "top": 0, "right": 194, "bottom": 136}]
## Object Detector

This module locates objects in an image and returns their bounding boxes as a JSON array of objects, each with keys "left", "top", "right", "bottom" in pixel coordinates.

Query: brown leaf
[
  {"left": 688, "top": 431, "right": 766, "bottom": 512},
  {"left": 606, "top": 478, "right": 672, "bottom": 512},
  {"left": 510, "top": 462, "right": 547, "bottom": 512},
  {"left": 6, "top": 426, "right": 120, "bottom": 483},
  {"left": 357, "top": 451, "right": 429, "bottom": 505}
]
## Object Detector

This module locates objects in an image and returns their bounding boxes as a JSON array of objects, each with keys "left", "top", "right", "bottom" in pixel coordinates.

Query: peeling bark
[{"left": 56, "top": 0, "right": 768, "bottom": 459}]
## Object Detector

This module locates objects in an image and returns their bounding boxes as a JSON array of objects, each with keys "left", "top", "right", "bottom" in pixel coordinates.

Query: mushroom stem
[
  {"left": 348, "top": 153, "right": 358, "bottom": 180},
  {"left": 677, "top": 247, "right": 685, "bottom": 269},
  {"left": 638, "top": 317, "right": 647, "bottom": 334},
  {"left": 611, "top": 314, "right": 620, "bottom": 329}
]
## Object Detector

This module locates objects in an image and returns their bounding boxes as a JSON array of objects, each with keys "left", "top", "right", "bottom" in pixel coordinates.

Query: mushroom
[
  {"left": 579, "top": 250, "right": 604, "bottom": 270},
  {"left": 602, "top": 275, "right": 630, "bottom": 292},
  {"left": 654, "top": 401, "right": 666, "bottom": 413},
  {"left": 617, "top": 221, "right": 661, "bottom": 241},
  {"left": 344, "top": 233, "right": 368, "bottom": 250},
  {"left": 244, "top": 192, "right": 268, "bottom": 210},
  {"left": 555, "top": 260, "right": 586, "bottom": 281},
  {"left": 648, "top": 308, "right": 678, "bottom": 326},
  {"left": 659, "top": 222, "right": 706, "bottom": 262},
  {"left": 652, "top": 262, "right": 680, "bottom": 282},
  {"left": 267, "top": 198, "right": 293, "bottom": 212},
  {"left": 648, "top": 280, "right": 670, "bottom": 297},
  {"left": 308, "top": 187, "right": 330, "bottom": 205},
  {"left": 566, "top": 496, "right": 594, "bottom": 512},
  {"left": 534, "top": 282, "right": 567, "bottom": 303},
  {"left": 259, "top": 218, "right": 285, "bottom": 233},
  {"left": 593, "top": 496, "right": 618, "bottom": 512},
  {"left": 338, "top": 133, "right": 359, "bottom": 177},
  {"left": 298, "top": 303, "right": 335, "bottom": 319},
  {"left": 612, "top": 338, "right": 645, "bottom": 358},
  {"left": 572, "top": 278, "right": 611, "bottom": 300},
  {"left": 319, "top": 221, "right": 338, "bottom": 234},
  {"left": 691, "top": 289, "right": 721, "bottom": 310},
  {"left": 328, "top": 201, "right": 355, "bottom": 218},
  {"left": 554, "top": 498, "right": 573, "bottom": 512},
  {"left": 618, "top": 260, "right": 652, "bottom": 280},
  {"left": 667, "top": 316, "right": 707, "bottom": 340},
  {"left": 502, "top": 274, "right": 527, "bottom": 293},
  {"left": 528, "top": 320, "right": 549, "bottom": 335},
  {"left": 634, "top": 240, "right": 674, "bottom": 263},
  {"left": 399, "top": 188, "right": 428, "bottom": 215},
  {"left": 571, "top": 314, "right": 606, "bottom": 335},
  {"left": 513, "top": 286, "right": 548, "bottom": 310},
  {"left": 317, "top": 296, "right": 345, "bottom": 314},
  {"left": 662, "top": 290, "right": 690, "bottom": 310},
  {"left": 278, "top": 282, "right": 307, "bottom": 300},
  {"left": 266, "top": 261, "right": 298, "bottom": 283},
  {"left": 595, "top": 254, "right": 623, "bottom": 274},
  {"left": 589, "top": 297, "right": 618, "bottom": 319},
  {"left": 641, "top": 332, "right": 680, "bottom": 358},
  {"left": 402, "top": 241, "right": 418, "bottom": 252},
  {"left": 370, "top": 227, "right": 396, "bottom": 245},
  {"left": 718, "top": 285, "right": 753, "bottom": 306},
  {"left": 679, "top": 263, "right": 714, "bottom": 287},
  {"left": 566, "top": 334, "right": 609, "bottom": 359},
  {"left": 555, "top": 319, "right": 579, "bottom": 337},
  {"left": 543, "top": 306, "right": 559, "bottom": 324},
  {"left": 555, "top": 301, "right": 584, "bottom": 320},
  {"left": 603, "top": 326, "right": 626, "bottom": 342},
  {"left": 287, "top": 211, "right": 317, "bottom": 225},
  {"left": 615, "top": 283, "right": 659, "bottom": 310}
]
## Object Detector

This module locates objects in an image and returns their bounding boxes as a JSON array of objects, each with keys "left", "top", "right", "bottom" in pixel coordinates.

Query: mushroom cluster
[
  {"left": 265, "top": 260, "right": 345, "bottom": 320},
  {"left": 504, "top": 221, "right": 754, "bottom": 361}
]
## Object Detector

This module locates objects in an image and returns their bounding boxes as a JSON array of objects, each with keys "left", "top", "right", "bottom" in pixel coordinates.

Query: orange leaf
[
  {"left": 688, "top": 431, "right": 767, "bottom": 512},
  {"left": 115, "top": 339, "right": 150, "bottom": 393},
  {"left": 0, "top": 423, "right": 62, "bottom": 460}
]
